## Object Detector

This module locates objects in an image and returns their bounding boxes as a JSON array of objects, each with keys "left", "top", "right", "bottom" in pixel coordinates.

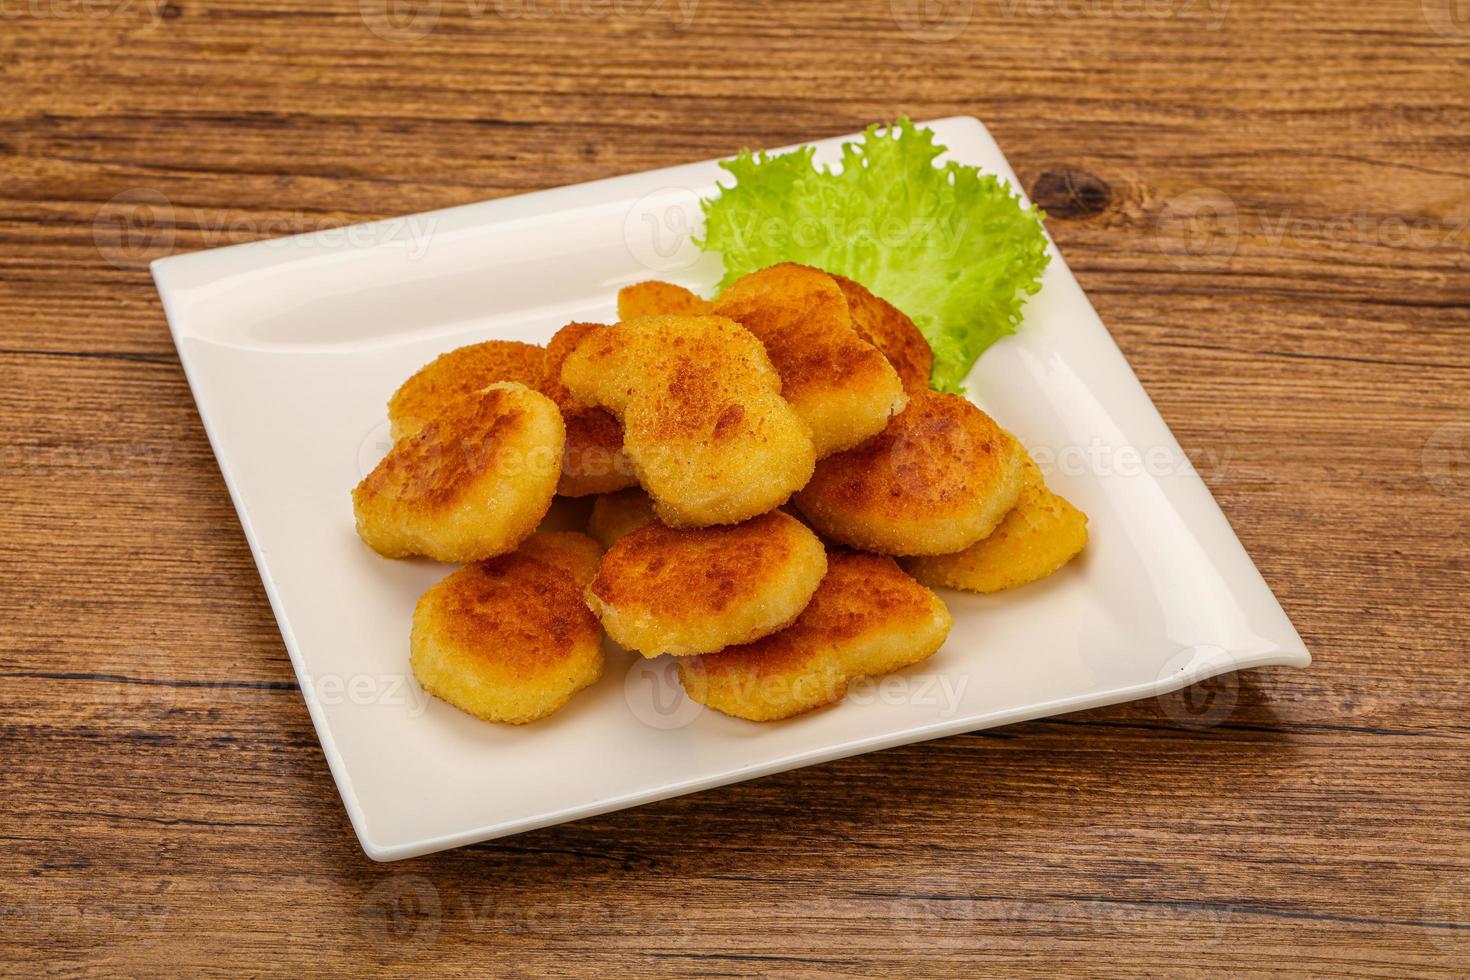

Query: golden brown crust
[
  {"left": 352, "top": 382, "right": 564, "bottom": 562},
  {"left": 540, "top": 322, "right": 600, "bottom": 406},
  {"left": 410, "top": 532, "right": 605, "bottom": 724},
  {"left": 543, "top": 322, "right": 638, "bottom": 497},
  {"left": 586, "top": 488, "right": 658, "bottom": 549},
  {"left": 517, "top": 529, "right": 604, "bottom": 589},
  {"left": 586, "top": 511, "right": 827, "bottom": 656},
  {"left": 366, "top": 387, "right": 531, "bottom": 511},
  {"left": 713, "top": 263, "right": 907, "bottom": 456},
  {"left": 388, "top": 340, "right": 545, "bottom": 442},
  {"left": 560, "top": 314, "right": 816, "bottom": 527},
  {"left": 902, "top": 450, "right": 1089, "bottom": 593},
  {"left": 617, "top": 280, "right": 712, "bottom": 320},
  {"left": 793, "top": 390, "right": 1025, "bottom": 556},
  {"left": 677, "top": 550, "right": 952, "bottom": 721},
  {"left": 831, "top": 274, "right": 933, "bottom": 393}
]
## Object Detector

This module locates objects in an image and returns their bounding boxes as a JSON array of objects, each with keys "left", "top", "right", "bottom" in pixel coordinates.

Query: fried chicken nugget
[
  {"left": 713, "top": 263, "right": 907, "bottom": 457},
  {"left": 543, "top": 322, "right": 638, "bottom": 497},
  {"left": 410, "top": 531, "right": 604, "bottom": 724},
  {"left": 560, "top": 314, "right": 817, "bottom": 527},
  {"left": 677, "top": 550, "right": 952, "bottom": 721},
  {"left": 831, "top": 275, "right": 933, "bottom": 393},
  {"left": 617, "top": 280, "right": 711, "bottom": 319},
  {"left": 794, "top": 389, "right": 1025, "bottom": 556},
  {"left": 387, "top": 340, "right": 545, "bottom": 442},
  {"left": 902, "top": 449, "right": 1088, "bottom": 592},
  {"left": 586, "top": 511, "right": 827, "bottom": 657},
  {"left": 353, "top": 382, "right": 564, "bottom": 562},
  {"left": 586, "top": 488, "right": 658, "bottom": 549}
]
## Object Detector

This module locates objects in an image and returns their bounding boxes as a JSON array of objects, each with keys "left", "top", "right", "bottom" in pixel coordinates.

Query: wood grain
[{"left": 2, "top": 0, "right": 1468, "bottom": 974}]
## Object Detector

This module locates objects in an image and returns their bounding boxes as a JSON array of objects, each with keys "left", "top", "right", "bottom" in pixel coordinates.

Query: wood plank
[{"left": 1, "top": 0, "right": 1467, "bottom": 974}]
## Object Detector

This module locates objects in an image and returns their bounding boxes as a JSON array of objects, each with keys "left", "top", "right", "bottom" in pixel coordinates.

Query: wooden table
[{"left": 3, "top": 0, "right": 1467, "bottom": 974}]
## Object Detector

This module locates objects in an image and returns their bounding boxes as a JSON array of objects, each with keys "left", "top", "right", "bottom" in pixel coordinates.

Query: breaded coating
[
  {"left": 617, "top": 280, "right": 712, "bottom": 319},
  {"left": 560, "top": 314, "right": 817, "bottom": 527},
  {"left": 586, "top": 488, "right": 658, "bottom": 549},
  {"left": 586, "top": 511, "right": 827, "bottom": 657},
  {"left": 794, "top": 389, "right": 1025, "bottom": 556},
  {"left": 832, "top": 274, "right": 933, "bottom": 393},
  {"left": 353, "top": 382, "right": 564, "bottom": 562},
  {"left": 543, "top": 322, "right": 638, "bottom": 497},
  {"left": 517, "top": 529, "right": 604, "bottom": 587},
  {"left": 902, "top": 449, "right": 1088, "bottom": 593},
  {"left": 388, "top": 340, "right": 545, "bottom": 442},
  {"left": 713, "top": 263, "right": 907, "bottom": 457},
  {"left": 677, "top": 550, "right": 952, "bottom": 721},
  {"left": 410, "top": 531, "right": 604, "bottom": 724}
]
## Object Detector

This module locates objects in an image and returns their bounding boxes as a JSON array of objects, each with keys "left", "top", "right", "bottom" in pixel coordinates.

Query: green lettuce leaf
[{"left": 696, "top": 119, "right": 1051, "bottom": 393}]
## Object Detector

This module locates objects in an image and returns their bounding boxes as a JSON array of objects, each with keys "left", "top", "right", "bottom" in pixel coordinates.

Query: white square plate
[{"left": 153, "top": 117, "right": 1310, "bottom": 861}]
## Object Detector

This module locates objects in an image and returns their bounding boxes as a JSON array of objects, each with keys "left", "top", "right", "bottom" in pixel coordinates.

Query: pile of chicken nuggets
[{"left": 352, "top": 263, "right": 1088, "bottom": 725}]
